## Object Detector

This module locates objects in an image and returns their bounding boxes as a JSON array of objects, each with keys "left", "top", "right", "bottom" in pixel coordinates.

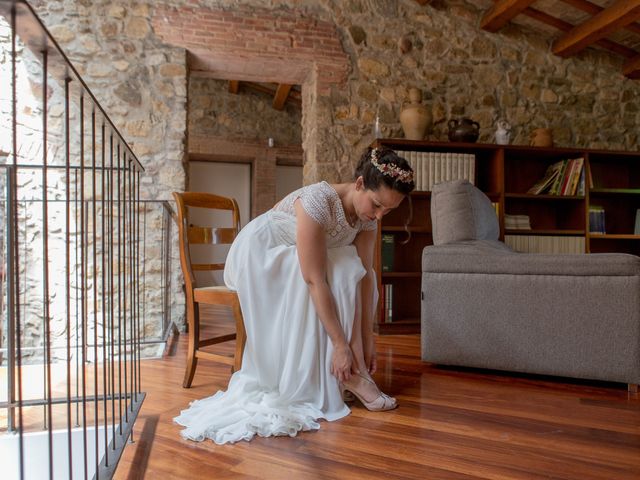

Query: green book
[{"left": 381, "top": 234, "right": 395, "bottom": 272}]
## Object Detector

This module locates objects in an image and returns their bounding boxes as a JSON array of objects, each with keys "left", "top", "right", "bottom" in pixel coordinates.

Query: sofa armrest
[{"left": 422, "top": 241, "right": 640, "bottom": 276}]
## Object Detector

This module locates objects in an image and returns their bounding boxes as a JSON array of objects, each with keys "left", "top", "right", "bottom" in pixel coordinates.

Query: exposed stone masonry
[
  {"left": 22, "top": 0, "right": 640, "bottom": 333},
  {"left": 189, "top": 78, "right": 301, "bottom": 146}
]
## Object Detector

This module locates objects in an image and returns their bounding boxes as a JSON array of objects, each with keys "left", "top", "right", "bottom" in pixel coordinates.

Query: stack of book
[
  {"left": 381, "top": 284, "right": 393, "bottom": 323},
  {"left": 505, "top": 235, "right": 585, "bottom": 254},
  {"left": 527, "top": 157, "right": 585, "bottom": 196},
  {"left": 395, "top": 150, "right": 476, "bottom": 191},
  {"left": 589, "top": 206, "right": 606, "bottom": 234},
  {"left": 504, "top": 214, "right": 531, "bottom": 230}
]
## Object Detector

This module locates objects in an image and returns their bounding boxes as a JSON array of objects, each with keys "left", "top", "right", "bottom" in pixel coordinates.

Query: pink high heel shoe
[{"left": 341, "top": 373, "right": 397, "bottom": 412}]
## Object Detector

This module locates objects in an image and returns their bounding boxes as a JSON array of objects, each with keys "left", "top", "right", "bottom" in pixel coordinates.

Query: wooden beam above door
[{"left": 273, "top": 84, "right": 293, "bottom": 111}]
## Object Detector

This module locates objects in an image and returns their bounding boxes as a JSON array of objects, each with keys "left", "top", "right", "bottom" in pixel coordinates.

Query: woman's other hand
[
  {"left": 331, "top": 343, "right": 357, "bottom": 383},
  {"left": 364, "top": 335, "right": 377, "bottom": 374}
]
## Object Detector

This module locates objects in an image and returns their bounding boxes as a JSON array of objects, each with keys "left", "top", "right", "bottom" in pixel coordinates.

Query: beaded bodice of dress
[{"left": 272, "top": 181, "right": 377, "bottom": 248}]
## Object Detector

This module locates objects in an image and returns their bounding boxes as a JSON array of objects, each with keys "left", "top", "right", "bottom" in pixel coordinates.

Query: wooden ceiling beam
[
  {"left": 228, "top": 80, "right": 239, "bottom": 94},
  {"left": 524, "top": 7, "right": 638, "bottom": 59},
  {"left": 481, "top": 0, "right": 537, "bottom": 33},
  {"left": 559, "top": 0, "right": 640, "bottom": 36},
  {"left": 552, "top": 0, "right": 640, "bottom": 57},
  {"left": 273, "top": 84, "right": 293, "bottom": 111},
  {"left": 242, "top": 82, "right": 301, "bottom": 108},
  {"left": 623, "top": 54, "right": 640, "bottom": 79}
]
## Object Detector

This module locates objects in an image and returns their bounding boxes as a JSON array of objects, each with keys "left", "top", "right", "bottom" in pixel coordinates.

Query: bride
[{"left": 174, "top": 146, "right": 415, "bottom": 444}]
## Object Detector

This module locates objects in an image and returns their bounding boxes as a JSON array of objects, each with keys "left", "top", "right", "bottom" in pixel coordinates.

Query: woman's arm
[
  {"left": 353, "top": 228, "right": 377, "bottom": 373},
  {"left": 294, "top": 200, "right": 356, "bottom": 382}
]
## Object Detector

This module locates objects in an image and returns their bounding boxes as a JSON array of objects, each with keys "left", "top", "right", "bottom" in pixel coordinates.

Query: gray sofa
[{"left": 421, "top": 179, "right": 640, "bottom": 390}]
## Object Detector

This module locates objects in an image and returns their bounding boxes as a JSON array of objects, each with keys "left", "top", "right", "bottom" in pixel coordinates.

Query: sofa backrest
[{"left": 431, "top": 179, "right": 499, "bottom": 245}]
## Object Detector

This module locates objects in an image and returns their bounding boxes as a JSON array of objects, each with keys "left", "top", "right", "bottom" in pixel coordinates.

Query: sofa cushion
[
  {"left": 431, "top": 179, "right": 499, "bottom": 245},
  {"left": 422, "top": 243, "right": 640, "bottom": 276}
]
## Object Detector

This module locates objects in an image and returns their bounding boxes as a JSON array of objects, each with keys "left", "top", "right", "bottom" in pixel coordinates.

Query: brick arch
[
  {"left": 152, "top": 4, "right": 350, "bottom": 196},
  {"left": 151, "top": 5, "right": 349, "bottom": 92}
]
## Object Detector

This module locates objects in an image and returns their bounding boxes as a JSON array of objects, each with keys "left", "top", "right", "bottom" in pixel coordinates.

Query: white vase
[{"left": 495, "top": 119, "right": 511, "bottom": 145}]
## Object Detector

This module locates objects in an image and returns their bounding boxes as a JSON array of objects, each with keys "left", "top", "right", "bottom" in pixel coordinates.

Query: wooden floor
[{"left": 114, "top": 307, "right": 640, "bottom": 480}]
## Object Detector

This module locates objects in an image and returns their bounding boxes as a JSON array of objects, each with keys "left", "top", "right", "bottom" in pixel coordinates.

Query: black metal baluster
[
  {"left": 142, "top": 205, "right": 146, "bottom": 353},
  {"left": 91, "top": 108, "right": 99, "bottom": 479},
  {"left": 74, "top": 168, "right": 79, "bottom": 428},
  {"left": 79, "top": 95, "right": 88, "bottom": 480},
  {"left": 64, "top": 76, "right": 73, "bottom": 480},
  {"left": 136, "top": 174, "right": 142, "bottom": 398},
  {"left": 109, "top": 134, "right": 116, "bottom": 449},
  {"left": 116, "top": 143, "right": 123, "bottom": 440},
  {"left": 10, "top": 6, "right": 24, "bottom": 478},
  {"left": 127, "top": 159, "right": 134, "bottom": 418},
  {"left": 100, "top": 122, "right": 109, "bottom": 472},
  {"left": 122, "top": 153, "right": 128, "bottom": 428},
  {"left": 41, "top": 48, "right": 55, "bottom": 480}
]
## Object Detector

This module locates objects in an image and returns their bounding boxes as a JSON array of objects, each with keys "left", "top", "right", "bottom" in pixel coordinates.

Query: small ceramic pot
[{"left": 530, "top": 128, "right": 553, "bottom": 147}]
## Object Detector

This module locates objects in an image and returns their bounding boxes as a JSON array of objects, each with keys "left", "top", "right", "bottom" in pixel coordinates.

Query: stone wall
[
  {"left": 31, "top": 0, "right": 640, "bottom": 182},
  {"left": 21, "top": 0, "right": 640, "bottom": 333},
  {"left": 321, "top": 0, "right": 640, "bottom": 179},
  {"left": 189, "top": 78, "right": 301, "bottom": 146}
]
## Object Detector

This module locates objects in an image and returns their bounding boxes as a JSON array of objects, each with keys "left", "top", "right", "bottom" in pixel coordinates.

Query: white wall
[
  {"left": 276, "top": 165, "right": 303, "bottom": 202},
  {"left": 189, "top": 161, "right": 251, "bottom": 226},
  {"left": 188, "top": 161, "right": 251, "bottom": 285}
]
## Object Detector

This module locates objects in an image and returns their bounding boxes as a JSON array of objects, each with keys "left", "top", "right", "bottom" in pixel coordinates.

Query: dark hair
[
  {"left": 354, "top": 147, "right": 415, "bottom": 195},
  {"left": 355, "top": 146, "right": 415, "bottom": 243}
]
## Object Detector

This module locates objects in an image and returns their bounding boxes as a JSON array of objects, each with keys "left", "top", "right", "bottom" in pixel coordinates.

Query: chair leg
[
  {"left": 183, "top": 300, "right": 199, "bottom": 388},
  {"left": 232, "top": 300, "right": 246, "bottom": 373}
]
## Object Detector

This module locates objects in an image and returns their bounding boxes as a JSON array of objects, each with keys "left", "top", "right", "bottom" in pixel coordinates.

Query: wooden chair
[{"left": 172, "top": 192, "right": 246, "bottom": 388}]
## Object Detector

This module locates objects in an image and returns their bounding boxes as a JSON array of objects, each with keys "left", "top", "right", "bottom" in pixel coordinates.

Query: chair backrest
[{"left": 173, "top": 192, "right": 241, "bottom": 290}]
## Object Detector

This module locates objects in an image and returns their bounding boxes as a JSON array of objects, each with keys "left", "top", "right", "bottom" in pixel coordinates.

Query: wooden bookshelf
[{"left": 372, "top": 139, "right": 640, "bottom": 334}]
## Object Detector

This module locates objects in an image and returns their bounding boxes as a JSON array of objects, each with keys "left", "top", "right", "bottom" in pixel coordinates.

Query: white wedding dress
[{"left": 174, "top": 182, "right": 378, "bottom": 444}]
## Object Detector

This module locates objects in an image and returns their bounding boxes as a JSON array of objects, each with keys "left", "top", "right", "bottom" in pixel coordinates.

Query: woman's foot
[{"left": 341, "top": 372, "right": 397, "bottom": 411}]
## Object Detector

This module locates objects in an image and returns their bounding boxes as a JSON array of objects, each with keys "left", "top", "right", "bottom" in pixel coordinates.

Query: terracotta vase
[
  {"left": 530, "top": 128, "right": 553, "bottom": 147},
  {"left": 400, "top": 88, "right": 432, "bottom": 140}
]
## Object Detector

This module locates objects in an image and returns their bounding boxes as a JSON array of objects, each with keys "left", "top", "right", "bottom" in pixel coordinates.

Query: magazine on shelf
[{"left": 527, "top": 161, "right": 564, "bottom": 194}]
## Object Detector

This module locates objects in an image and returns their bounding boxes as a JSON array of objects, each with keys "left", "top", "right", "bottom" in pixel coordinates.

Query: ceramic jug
[
  {"left": 400, "top": 88, "right": 432, "bottom": 140},
  {"left": 448, "top": 117, "right": 480, "bottom": 143},
  {"left": 530, "top": 128, "right": 553, "bottom": 147},
  {"left": 495, "top": 119, "right": 511, "bottom": 145}
]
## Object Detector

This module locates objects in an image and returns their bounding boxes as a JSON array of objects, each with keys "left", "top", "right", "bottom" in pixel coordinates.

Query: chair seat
[{"left": 194, "top": 285, "right": 239, "bottom": 304}]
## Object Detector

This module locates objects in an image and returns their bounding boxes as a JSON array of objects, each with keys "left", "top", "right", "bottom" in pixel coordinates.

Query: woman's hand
[
  {"left": 331, "top": 342, "right": 357, "bottom": 383},
  {"left": 363, "top": 334, "right": 377, "bottom": 375}
]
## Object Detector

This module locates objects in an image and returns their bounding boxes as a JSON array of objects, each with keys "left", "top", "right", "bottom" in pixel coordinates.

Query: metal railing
[{"left": 0, "top": 1, "right": 173, "bottom": 478}]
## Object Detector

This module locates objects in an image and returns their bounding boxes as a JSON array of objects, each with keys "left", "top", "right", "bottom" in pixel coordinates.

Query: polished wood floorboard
[{"left": 113, "top": 306, "right": 640, "bottom": 480}]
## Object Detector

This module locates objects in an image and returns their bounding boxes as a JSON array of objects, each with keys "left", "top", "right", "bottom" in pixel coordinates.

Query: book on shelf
[
  {"left": 491, "top": 202, "right": 500, "bottom": 219},
  {"left": 394, "top": 150, "right": 475, "bottom": 191},
  {"left": 576, "top": 167, "right": 585, "bottom": 196},
  {"left": 381, "top": 233, "right": 395, "bottom": 272},
  {"left": 383, "top": 284, "right": 393, "bottom": 323},
  {"left": 504, "top": 235, "right": 585, "bottom": 254},
  {"left": 504, "top": 214, "right": 531, "bottom": 230},
  {"left": 528, "top": 158, "right": 584, "bottom": 196},
  {"left": 589, "top": 206, "right": 606, "bottom": 234},
  {"left": 635, "top": 209, "right": 640, "bottom": 235},
  {"left": 528, "top": 160, "right": 563, "bottom": 194}
]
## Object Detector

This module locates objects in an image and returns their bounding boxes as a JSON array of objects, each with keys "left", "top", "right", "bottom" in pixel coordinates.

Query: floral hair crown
[{"left": 370, "top": 148, "right": 414, "bottom": 184}]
